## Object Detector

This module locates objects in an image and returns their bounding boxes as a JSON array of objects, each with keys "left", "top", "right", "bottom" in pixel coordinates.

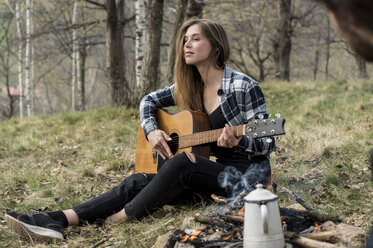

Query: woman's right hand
[{"left": 147, "top": 130, "right": 173, "bottom": 159}]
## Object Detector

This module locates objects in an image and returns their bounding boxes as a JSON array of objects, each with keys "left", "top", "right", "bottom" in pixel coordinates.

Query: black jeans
[{"left": 72, "top": 152, "right": 270, "bottom": 223}]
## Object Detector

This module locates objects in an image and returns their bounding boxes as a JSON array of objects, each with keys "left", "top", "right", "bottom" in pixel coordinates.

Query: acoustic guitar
[{"left": 135, "top": 109, "right": 285, "bottom": 173}]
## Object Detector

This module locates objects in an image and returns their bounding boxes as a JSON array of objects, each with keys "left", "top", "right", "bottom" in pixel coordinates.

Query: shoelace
[{"left": 30, "top": 207, "right": 49, "bottom": 214}]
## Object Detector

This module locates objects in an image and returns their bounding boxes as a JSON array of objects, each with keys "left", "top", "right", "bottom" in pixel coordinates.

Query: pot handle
[{"left": 260, "top": 204, "right": 268, "bottom": 234}]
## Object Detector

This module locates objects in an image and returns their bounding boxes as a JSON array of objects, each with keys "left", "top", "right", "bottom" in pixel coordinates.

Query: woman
[{"left": 5, "top": 18, "right": 275, "bottom": 242}]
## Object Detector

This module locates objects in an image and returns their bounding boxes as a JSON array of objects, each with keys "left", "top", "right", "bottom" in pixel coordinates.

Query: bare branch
[{"left": 83, "top": 0, "right": 106, "bottom": 10}]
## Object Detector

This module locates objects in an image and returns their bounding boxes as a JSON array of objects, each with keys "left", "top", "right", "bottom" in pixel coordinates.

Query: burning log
[
  {"left": 282, "top": 187, "right": 341, "bottom": 223},
  {"left": 221, "top": 215, "right": 244, "bottom": 224},
  {"left": 211, "top": 194, "right": 227, "bottom": 204}
]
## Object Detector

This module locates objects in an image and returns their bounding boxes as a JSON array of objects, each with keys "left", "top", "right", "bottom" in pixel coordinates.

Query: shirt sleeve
[
  {"left": 139, "top": 84, "right": 175, "bottom": 138},
  {"left": 235, "top": 83, "right": 276, "bottom": 156}
]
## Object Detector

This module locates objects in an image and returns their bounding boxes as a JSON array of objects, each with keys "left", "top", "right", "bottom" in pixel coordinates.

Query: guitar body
[{"left": 135, "top": 109, "right": 211, "bottom": 173}]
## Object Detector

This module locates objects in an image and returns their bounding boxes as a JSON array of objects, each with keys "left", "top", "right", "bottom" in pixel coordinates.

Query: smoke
[{"left": 217, "top": 161, "right": 271, "bottom": 210}]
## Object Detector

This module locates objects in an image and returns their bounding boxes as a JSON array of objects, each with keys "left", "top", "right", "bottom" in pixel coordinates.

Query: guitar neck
[{"left": 178, "top": 125, "right": 245, "bottom": 149}]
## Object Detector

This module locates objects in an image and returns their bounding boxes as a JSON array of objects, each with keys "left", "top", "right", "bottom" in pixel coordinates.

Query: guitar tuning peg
[
  {"left": 275, "top": 113, "right": 281, "bottom": 118},
  {"left": 266, "top": 138, "right": 272, "bottom": 143},
  {"left": 276, "top": 136, "right": 281, "bottom": 141},
  {"left": 258, "top": 114, "right": 264, "bottom": 119}
]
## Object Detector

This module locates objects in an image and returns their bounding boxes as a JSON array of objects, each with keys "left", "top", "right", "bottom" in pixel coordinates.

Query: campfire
[
  {"left": 153, "top": 189, "right": 367, "bottom": 248},
  {"left": 152, "top": 168, "right": 367, "bottom": 248}
]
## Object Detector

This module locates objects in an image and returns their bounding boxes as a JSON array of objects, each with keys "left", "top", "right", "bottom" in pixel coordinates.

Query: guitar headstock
[{"left": 245, "top": 117, "right": 286, "bottom": 138}]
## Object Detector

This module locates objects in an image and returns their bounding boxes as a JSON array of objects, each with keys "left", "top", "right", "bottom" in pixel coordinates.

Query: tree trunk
[
  {"left": 167, "top": 0, "right": 188, "bottom": 83},
  {"left": 106, "top": 0, "right": 128, "bottom": 105},
  {"left": 30, "top": 0, "right": 35, "bottom": 115},
  {"left": 139, "top": 0, "right": 164, "bottom": 94},
  {"left": 78, "top": 2, "right": 87, "bottom": 111},
  {"left": 3, "top": 20, "right": 15, "bottom": 118},
  {"left": 276, "top": 0, "right": 292, "bottom": 81},
  {"left": 313, "top": 27, "right": 321, "bottom": 80},
  {"left": 72, "top": 0, "right": 79, "bottom": 111},
  {"left": 78, "top": 36, "right": 87, "bottom": 110},
  {"left": 186, "top": 0, "right": 204, "bottom": 19},
  {"left": 16, "top": 0, "right": 24, "bottom": 118},
  {"left": 354, "top": 54, "right": 368, "bottom": 79},
  {"left": 135, "top": 0, "right": 146, "bottom": 87},
  {"left": 325, "top": 17, "right": 331, "bottom": 81},
  {"left": 25, "top": 0, "right": 32, "bottom": 116}
]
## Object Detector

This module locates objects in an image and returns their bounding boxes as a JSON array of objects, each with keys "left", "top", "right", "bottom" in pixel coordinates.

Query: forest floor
[{"left": 0, "top": 79, "right": 372, "bottom": 247}]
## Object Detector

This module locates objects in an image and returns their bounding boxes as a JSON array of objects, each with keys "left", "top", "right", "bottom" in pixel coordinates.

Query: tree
[
  {"left": 134, "top": 0, "right": 146, "bottom": 87},
  {"left": 25, "top": 0, "right": 33, "bottom": 116},
  {"left": 106, "top": 0, "right": 128, "bottom": 105},
  {"left": 139, "top": 0, "right": 164, "bottom": 94},
  {"left": 0, "top": 11, "right": 16, "bottom": 118},
  {"left": 167, "top": 0, "right": 188, "bottom": 83},
  {"left": 15, "top": 0, "right": 24, "bottom": 118},
  {"left": 273, "top": 0, "right": 292, "bottom": 81},
  {"left": 71, "top": 0, "right": 79, "bottom": 111},
  {"left": 186, "top": 0, "right": 203, "bottom": 19},
  {"left": 353, "top": 54, "right": 368, "bottom": 79}
]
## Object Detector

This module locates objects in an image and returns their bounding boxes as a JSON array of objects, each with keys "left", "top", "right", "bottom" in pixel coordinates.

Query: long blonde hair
[{"left": 174, "top": 18, "right": 230, "bottom": 112}]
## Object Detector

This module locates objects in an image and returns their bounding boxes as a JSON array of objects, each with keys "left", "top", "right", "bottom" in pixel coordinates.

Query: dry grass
[{"left": 0, "top": 79, "right": 372, "bottom": 247}]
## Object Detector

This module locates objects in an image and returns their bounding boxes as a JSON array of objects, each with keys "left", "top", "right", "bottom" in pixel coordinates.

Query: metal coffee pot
[{"left": 243, "top": 184, "right": 285, "bottom": 248}]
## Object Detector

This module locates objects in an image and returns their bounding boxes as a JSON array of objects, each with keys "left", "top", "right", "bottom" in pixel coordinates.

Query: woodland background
[
  {"left": 0, "top": 0, "right": 372, "bottom": 120},
  {"left": 0, "top": 0, "right": 373, "bottom": 247}
]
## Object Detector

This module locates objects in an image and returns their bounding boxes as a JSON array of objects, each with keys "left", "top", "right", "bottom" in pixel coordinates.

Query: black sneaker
[{"left": 5, "top": 210, "right": 64, "bottom": 242}]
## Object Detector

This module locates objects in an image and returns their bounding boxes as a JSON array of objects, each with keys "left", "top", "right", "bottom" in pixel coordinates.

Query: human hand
[
  {"left": 147, "top": 129, "right": 173, "bottom": 159},
  {"left": 217, "top": 124, "right": 242, "bottom": 148}
]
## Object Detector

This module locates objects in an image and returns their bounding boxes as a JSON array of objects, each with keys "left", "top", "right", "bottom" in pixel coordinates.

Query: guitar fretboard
[{"left": 178, "top": 125, "right": 245, "bottom": 148}]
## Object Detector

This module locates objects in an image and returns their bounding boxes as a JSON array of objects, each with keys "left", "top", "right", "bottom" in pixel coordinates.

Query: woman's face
[{"left": 183, "top": 24, "right": 213, "bottom": 67}]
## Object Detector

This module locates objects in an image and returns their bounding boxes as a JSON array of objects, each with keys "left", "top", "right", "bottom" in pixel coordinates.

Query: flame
[
  {"left": 237, "top": 206, "right": 245, "bottom": 215},
  {"left": 180, "top": 235, "right": 188, "bottom": 242},
  {"left": 315, "top": 222, "right": 321, "bottom": 232},
  {"left": 180, "top": 229, "right": 203, "bottom": 242},
  {"left": 223, "top": 233, "right": 233, "bottom": 240},
  {"left": 190, "top": 235, "right": 198, "bottom": 241},
  {"left": 222, "top": 232, "right": 239, "bottom": 240},
  {"left": 266, "top": 173, "right": 274, "bottom": 190}
]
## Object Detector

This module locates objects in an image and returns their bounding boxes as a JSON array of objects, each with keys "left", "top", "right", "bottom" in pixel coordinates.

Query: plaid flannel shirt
[{"left": 139, "top": 66, "right": 275, "bottom": 156}]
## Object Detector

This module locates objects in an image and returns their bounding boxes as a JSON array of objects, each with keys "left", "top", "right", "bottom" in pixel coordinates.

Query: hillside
[{"left": 0, "top": 80, "right": 372, "bottom": 247}]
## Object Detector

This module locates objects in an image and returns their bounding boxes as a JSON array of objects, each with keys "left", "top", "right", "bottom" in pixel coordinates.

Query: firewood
[
  {"left": 194, "top": 215, "right": 213, "bottom": 223},
  {"left": 303, "top": 230, "right": 340, "bottom": 242},
  {"left": 282, "top": 187, "right": 341, "bottom": 223},
  {"left": 285, "top": 232, "right": 340, "bottom": 248},
  {"left": 293, "top": 235, "right": 340, "bottom": 248},
  {"left": 221, "top": 215, "right": 244, "bottom": 223},
  {"left": 211, "top": 194, "right": 227, "bottom": 204}
]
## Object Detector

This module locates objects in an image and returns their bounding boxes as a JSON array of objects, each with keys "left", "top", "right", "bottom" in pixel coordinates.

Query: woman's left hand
[{"left": 217, "top": 124, "right": 242, "bottom": 148}]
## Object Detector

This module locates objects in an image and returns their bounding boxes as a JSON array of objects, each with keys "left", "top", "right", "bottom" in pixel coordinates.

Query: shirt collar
[{"left": 218, "top": 65, "right": 234, "bottom": 96}]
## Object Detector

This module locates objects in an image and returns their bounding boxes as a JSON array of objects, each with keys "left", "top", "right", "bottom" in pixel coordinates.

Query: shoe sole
[{"left": 5, "top": 214, "right": 64, "bottom": 242}]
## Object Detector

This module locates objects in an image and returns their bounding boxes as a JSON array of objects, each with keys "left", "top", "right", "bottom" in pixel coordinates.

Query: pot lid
[{"left": 244, "top": 184, "right": 278, "bottom": 202}]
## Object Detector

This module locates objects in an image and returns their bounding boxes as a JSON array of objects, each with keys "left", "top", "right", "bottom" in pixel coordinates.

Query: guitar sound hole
[{"left": 168, "top": 133, "right": 179, "bottom": 155}]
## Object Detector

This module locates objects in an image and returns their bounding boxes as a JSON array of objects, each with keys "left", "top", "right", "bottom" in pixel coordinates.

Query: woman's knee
[{"left": 159, "top": 152, "right": 194, "bottom": 174}]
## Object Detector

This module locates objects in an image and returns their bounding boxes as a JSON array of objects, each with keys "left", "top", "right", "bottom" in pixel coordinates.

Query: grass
[{"left": 0, "top": 80, "right": 372, "bottom": 247}]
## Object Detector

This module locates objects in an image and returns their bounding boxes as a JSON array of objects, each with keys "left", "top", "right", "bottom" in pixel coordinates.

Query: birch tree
[
  {"left": 25, "top": 0, "right": 32, "bottom": 116},
  {"left": 30, "top": 0, "right": 35, "bottom": 115},
  {"left": 134, "top": 0, "right": 146, "bottom": 87},
  {"left": 15, "top": 0, "right": 24, "bottom": 118}
]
